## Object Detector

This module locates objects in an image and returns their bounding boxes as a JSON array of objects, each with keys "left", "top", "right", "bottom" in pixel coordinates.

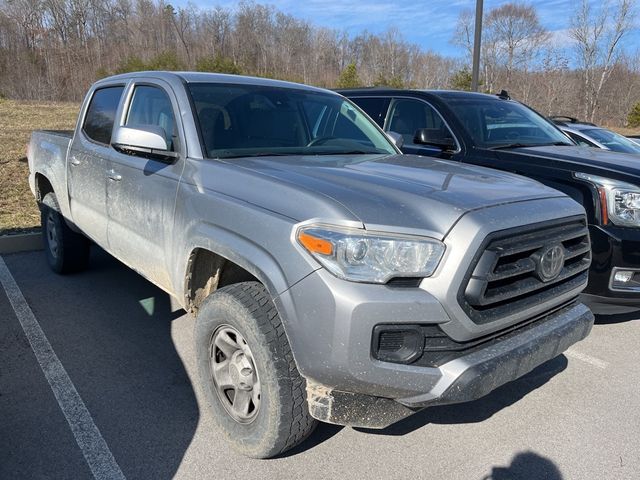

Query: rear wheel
[
  {"left": 195, "top": 281, "right": 317, "bottom": 458},
  {"left": 40, "top": 192, "right": 90, "bottom": 273}
]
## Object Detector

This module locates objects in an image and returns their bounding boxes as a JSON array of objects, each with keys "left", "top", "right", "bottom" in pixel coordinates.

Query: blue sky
[{"left": 176, "top": 1, "right": 640, "bottom": 58}]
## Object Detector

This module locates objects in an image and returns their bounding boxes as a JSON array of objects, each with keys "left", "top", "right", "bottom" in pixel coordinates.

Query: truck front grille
[{"left": 459, "top": 216, "right": 591, "bottom": 324}]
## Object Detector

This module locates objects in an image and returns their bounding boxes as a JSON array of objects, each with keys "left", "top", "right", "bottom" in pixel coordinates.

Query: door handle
[
  {"left": 69, "top": 157, "right": 80, "bottom": 166},
  {"left": 107, "top": 170, "right": 122, "bottom": 182}
]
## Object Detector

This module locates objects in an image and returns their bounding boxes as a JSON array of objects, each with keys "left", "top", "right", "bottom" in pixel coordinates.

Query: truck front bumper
[
  {"left": 396, "top": 300, "right": 593, "bottom": 408},
  {"left": 276, "top": 269, "right": 593, "bottom": 428}
]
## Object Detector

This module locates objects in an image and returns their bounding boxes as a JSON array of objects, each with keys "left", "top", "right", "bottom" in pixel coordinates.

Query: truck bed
[
  {"left": 28, "top": 130, "right": 74, "bottom": 208},
  {"left": 38, "top": 130, "right": 73, "bottom": 139}
]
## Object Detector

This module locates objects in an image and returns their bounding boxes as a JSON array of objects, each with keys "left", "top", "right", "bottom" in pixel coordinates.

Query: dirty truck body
[{"left": 28, "top": 72, "right": 594, "bottom": 458}]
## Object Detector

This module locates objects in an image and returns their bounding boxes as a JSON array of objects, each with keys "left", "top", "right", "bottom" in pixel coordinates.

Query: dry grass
[
  {"left": 609, "top": 126, "right": 640, "bottom": 136},
  {"left": 0, "top": 100, "right": 79, "bottom": 234}
]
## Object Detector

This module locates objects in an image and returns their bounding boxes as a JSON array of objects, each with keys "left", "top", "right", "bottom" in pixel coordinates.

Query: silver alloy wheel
[
  {"left": 209, "top": 325, "right": 261, "bottom": 423},
  {"left": 46, "top": 211, "right": 59, "bottom": 258}
]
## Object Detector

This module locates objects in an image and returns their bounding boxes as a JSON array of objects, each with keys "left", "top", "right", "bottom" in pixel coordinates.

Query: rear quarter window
[{"left": 82, "top": 86, "right": 125, "bottom": 144}]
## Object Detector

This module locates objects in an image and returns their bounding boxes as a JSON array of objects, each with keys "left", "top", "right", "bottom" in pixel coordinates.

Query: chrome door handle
[
  {"left": 107, "top": 170, "right": 122, "bottom": 182},
  {"left": 70, "top": 157, "right": 80, "bottom": 166}
]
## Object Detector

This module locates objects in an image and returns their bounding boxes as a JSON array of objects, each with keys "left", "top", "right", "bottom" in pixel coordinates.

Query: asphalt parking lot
[{"left": 1, "top": 248, "right": 639, "bottom": 480}]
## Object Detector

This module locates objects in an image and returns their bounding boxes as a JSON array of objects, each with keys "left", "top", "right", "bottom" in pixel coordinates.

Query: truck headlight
[
  {"left": 297, "top": 225, "right": 445, "bottom": 283},
  {"left": 574, "top": 172, "right": 640, "bottom": 227}
]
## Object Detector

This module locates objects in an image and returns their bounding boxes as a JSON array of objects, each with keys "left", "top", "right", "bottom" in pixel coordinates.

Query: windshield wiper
[
  {"left": 489, "top": 141, "right": 572, "bottom": 150},
  {"left": 489, "top": 143, "right": 535, "bottom": 150},
  {"left": 218, "top": 152, "right": 297, "bottom": 159},
  {"left": 313, "top": 149, "right": 385, "bottom": 155}
]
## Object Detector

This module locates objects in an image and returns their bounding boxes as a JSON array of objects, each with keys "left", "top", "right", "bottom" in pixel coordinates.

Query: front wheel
[
  {"left": 195, "top": 282, "right": 317, "bottom": 458},
  {"left": 40, "top": 192, "right": 90, "bottom": 274}
]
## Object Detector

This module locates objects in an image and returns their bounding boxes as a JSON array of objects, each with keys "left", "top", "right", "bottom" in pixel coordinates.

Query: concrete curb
[{"left": 0, "top": 233, "right": 43, "bottom": 255}]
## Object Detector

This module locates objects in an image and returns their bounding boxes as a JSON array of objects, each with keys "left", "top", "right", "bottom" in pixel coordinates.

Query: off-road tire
[
  {"left": 195, "top": 281, "right": 317, "bottom": 458},
  {"left": 40, "top": 192, "right": 90, "bottom": 273}
]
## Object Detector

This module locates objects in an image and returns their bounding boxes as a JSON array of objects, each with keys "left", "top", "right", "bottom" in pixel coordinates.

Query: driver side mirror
[
  {"left": 413, "top": 128, "right": 456, "bottom": 151},
  {"left": 112, "top": 125, "right": 178, "bottom": 162}
]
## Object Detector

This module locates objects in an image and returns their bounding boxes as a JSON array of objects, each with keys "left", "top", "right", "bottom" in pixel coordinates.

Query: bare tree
[
  {"left": 0, "top": 0, "right": 639, "bottom": 128},
  {"left": 531, "top": 47, "right": 573, "bottom": 116},
  {"left": 451, "top": 3, "right": 549, "bottom": 93},
  {"left": 2, "top": 0, "right": 44, "bottom": 49},
  {"left": 570, "top": 0, "right": 636, "bottom": 122},
  {"left": 451, "top": 8, "right": 475, "bottom": 63},
  {"left": 484, "top": 3, "right": 549, "bottom": 84}
]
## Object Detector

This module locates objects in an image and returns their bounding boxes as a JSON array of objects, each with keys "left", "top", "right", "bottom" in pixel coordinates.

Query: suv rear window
[{"left": 82, "top": 86, "right": 125, "bottom": 144}]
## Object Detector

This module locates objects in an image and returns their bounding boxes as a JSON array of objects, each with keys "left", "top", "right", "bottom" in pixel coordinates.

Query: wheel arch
[
  {"left": 34, "top": 172, "right": 55, "bottom": 202},
  {"left": 184, "top": 247, "right": 260, "bottom": 313},
  {"left": 180, "top": 227, "right": 299, "bottom": 315}
]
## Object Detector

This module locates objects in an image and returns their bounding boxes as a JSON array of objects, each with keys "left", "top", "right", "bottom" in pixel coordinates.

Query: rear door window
[{"left": 82, "top": 86, "right": 125, "bottom": 145}]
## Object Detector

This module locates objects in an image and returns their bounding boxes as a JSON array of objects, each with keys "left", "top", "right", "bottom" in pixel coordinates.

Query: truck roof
[
  {"left": 336, "top": 88, "right": 502, "bottom": 100},
  {"left": 96, "top": 71, "right": 335, "bottom": 95}
]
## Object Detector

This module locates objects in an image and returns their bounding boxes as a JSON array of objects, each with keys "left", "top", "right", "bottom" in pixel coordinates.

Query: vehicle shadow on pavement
[
  {"left": 594, "top": 310, "right": 640, "bottom": 325},
  {"left": 274, "top": 422, "right": 344, "bottom": 458},
  {"left": 354, "top": 354, "right": 568, "bottom": 436},
  {"left": 481, "top": 451, "right": 563, "bottom": 480},
  {"left": 2, "top": 249, "right": 199, "bottom": 480}
]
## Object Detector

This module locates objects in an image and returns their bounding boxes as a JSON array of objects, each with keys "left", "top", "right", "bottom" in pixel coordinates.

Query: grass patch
[{"left": 0, "top": 100, "right": 79, "bottom": 234}]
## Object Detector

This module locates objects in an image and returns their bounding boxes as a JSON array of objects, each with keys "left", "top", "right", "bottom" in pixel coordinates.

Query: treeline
[
  {"left": 451, "top": 1, "right": 640, "bottom": 126},
  {"left": 0, "top": 1, "right": 455, "bottom": 100},
  {"left": 0, "top": 0, "right": 639, "bottom": 127}
]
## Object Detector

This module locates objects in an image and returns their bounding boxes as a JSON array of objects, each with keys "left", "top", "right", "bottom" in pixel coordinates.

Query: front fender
[{"left": 173, "top": 220, "right": 318, "bottom": 307}]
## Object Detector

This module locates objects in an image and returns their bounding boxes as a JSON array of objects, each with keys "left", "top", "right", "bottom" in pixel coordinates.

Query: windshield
[
  {"left": 582, "top": 128, "right": 640, "bottom": 154},
  {"left": 446, "top": 97, "right": 573, "bottom": 149},
  {"left": 188, "top": 83, "right": 397, "bottom": 158}
]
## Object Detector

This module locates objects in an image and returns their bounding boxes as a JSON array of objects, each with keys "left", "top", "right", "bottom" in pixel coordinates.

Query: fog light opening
[{"left": 372, "top": 326, "right": 424, "bottom": 364}]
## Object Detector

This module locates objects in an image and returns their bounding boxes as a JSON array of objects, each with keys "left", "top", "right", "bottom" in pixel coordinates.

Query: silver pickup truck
[{"left": 28, "top": 72, "right": 594, "bottom": 458}]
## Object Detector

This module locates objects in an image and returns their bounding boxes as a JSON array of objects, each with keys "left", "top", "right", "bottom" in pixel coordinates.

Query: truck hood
[
  {"left": 495, "top": 145, "right": 640, "bottom": 177},
  {"left": 219, "top": 154, "right": 565, "bottom": 237}
]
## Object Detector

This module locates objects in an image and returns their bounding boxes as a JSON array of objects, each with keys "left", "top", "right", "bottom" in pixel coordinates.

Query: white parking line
[
  {"left": 0, "top": 256, "right": 126, "bottom": 480},
  {"left": 565, "top": 347, "right": 609, "bottom": 369}
]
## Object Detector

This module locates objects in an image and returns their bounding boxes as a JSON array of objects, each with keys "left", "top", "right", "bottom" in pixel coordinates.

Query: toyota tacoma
[{"left": 28, "top": 72, "right": 594, "bottom": 458}]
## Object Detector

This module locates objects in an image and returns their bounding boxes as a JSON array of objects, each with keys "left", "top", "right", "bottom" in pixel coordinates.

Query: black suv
[{"left": 340, "top": 88, "right": 640, "bottom": 309}]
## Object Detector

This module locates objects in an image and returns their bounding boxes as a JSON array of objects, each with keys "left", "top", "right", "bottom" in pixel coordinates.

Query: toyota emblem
[{"left": 535, "top": 244, "right": 565, "bottom": 282}]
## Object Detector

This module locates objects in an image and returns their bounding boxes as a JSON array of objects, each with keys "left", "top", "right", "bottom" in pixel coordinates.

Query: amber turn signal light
[{"left": 298, "top": 231, "right": 333, "bottom": 255}]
